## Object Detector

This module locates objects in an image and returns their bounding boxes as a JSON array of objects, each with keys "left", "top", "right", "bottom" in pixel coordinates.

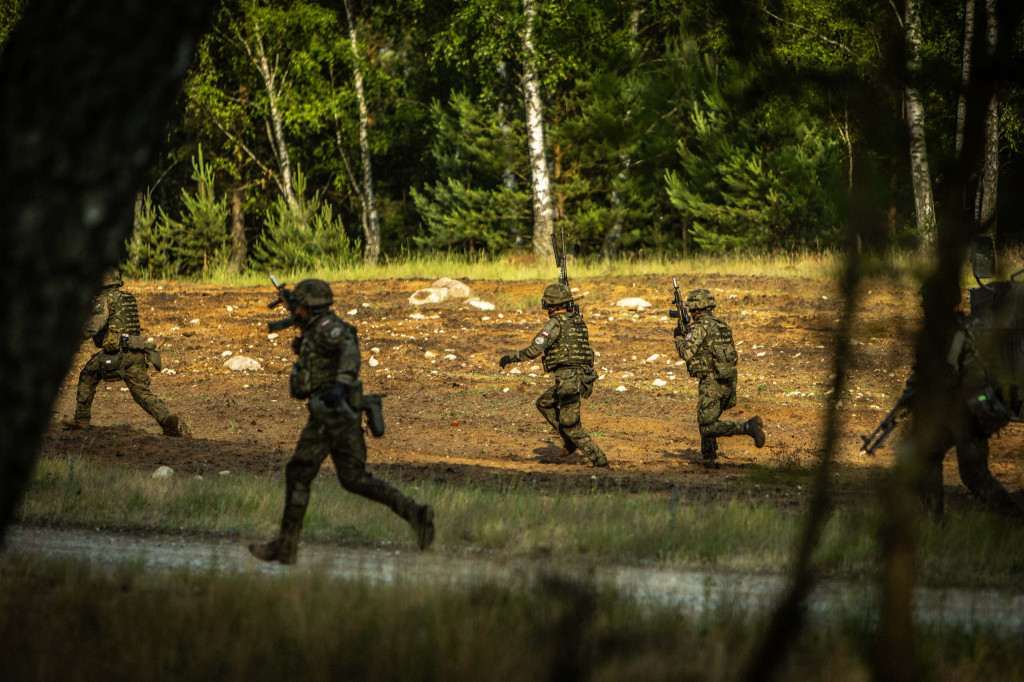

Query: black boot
[
  {"left": 408, "top": 504, "right": 435, "bottom": 550},
  {"left": 745, "top": 416, "right": 766, "bottom": 448}
]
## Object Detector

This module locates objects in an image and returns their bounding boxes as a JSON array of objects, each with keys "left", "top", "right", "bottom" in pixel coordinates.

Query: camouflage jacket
[
  {"left": 675, "top": 312, "right": 738, "bottom": 381},
  {"left": 510, "top": 311, "right": 594, "bottom": 372},
  {"left": 290, "top": 310, "right": 360, "bottom": 400},
  {"left": 84, "top": 286, "right": 140, "bottom": 353}
]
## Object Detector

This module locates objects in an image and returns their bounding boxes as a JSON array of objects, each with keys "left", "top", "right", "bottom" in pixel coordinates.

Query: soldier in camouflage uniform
[
  {"left": 674, "top": 288, "right": 764, "bottom": 468},
  {"left": 249, "top": 279, "right": 435, "bottom": 565},
  {"left": 500, "top": 283, "right": 608, "bottom": 468},
  {"left": 914, "top": 314, "right": 1024, "bottom": 518},
  {"left": 63, "top": 267, "right": 180, "bottom": 436}
]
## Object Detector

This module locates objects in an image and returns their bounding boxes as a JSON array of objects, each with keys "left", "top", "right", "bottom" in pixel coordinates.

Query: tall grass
[
  {"left": 19, "top": 453, "right": 1024, "bottom": 588},
  {"left": 1, "top": 554, "right": 1022, "bottom": 682}
]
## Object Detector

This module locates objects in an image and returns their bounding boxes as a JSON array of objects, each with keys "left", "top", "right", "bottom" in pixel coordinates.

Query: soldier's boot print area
[
  {"left": 160, "top": 414, "right": 181, "bottom": 437},
  {"left": 745, "top": 416, "right": 766, "bottom": 448},
  {"left": 407, "top": 504, "right": 436, "bottom": 550}
]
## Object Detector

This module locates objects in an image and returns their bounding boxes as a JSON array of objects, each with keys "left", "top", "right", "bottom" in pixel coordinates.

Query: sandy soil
[{"left": 42, "top": 273, "right": 1024, "bottom": 509}]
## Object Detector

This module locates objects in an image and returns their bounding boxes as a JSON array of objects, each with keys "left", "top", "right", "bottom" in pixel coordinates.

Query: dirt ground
[{"left": 42, "top": 273, "right": 1024, "bottom": 510}]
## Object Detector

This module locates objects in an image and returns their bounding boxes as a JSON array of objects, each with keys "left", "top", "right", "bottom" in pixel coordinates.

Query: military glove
[
  {"left": 291, "top": 336, "right": 303, "bottom": 354},
  {"left": 499, "top": 355, "right": 513, "bottom": 369},
  {"left": 673, "top": 324, "right": 683, "bottom": 338},
  {"left": 320, "top": 383, "right": 347, "bottom": 408}
]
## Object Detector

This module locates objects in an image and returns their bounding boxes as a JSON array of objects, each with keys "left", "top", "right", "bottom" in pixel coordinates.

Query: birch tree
[
  {"left": 904, "top": 0, "right": 937, "bottom": 246},
  {"left": 978, "top": 0, "right": 998, "bottom": 233},
  {"left": 342, "top": 0, "right": 382, "bottom": 265},
  {"left": 521, "top": 0, "right": 554, "bottom": 258}
]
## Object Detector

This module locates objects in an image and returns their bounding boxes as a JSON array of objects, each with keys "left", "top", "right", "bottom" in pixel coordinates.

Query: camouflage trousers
[
  {"left": 274, "top": 411, "right": 418, "bottom": 547},
  {"left": 919, "top": 400, "right": 1022, "bottom": 518},
  {"left": 535, "top": 366, "right": 606, "bottom": 465},
  {"left": 74, "top": 350, "right": 169, "bottom": 424},
  {"left": 696, "top": 375, "right": 745, "bottom": 460}
]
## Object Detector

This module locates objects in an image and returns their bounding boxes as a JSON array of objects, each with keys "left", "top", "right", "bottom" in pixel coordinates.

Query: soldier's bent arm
[
  {"left": 81, "top": 296, "right": 109, "bottom": 340},
  {"left": 333, "top": 323, "right": 361, "bottom": 385},
  {"left": 675, "top": 322, "right": 707, "bottom": 363},
  {"left": 509, "top": 318, "right": 561, "bottom": 363}
]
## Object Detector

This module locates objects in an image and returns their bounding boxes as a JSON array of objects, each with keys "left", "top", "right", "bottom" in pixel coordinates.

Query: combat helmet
[
  {"left": 541, "top": 283, "right": 573, "bottom": 309},
  {"left": 101, "top": 266, "right": 123, "bottom": 288},
  {"left": 292, "top": 279, "right": 333, "bottom": 308},
  {"left": 686, "top": 288, "right": 716, "bottom": 311}
]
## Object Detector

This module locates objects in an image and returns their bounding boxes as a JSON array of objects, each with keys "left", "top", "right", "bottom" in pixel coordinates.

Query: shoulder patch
[
  {"left": 330, "top": 326, "right": 342, "bottom": 338},
  {"left": 534, "top": 336, "right": 546, "bottom": 345}
]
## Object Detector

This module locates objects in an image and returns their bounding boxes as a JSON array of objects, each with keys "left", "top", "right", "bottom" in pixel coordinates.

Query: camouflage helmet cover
[
  {"left": 686, "top": 288, "right": 716, "bottom": 310},
  {"left": 101, "top": 267, "right": 123, "bottom": 287},
  {"left": 542, "top": 282, "right": 573, "bottom": 308},
  {"left": 292, "top": 279, "right": 333, "bottom": 308}
]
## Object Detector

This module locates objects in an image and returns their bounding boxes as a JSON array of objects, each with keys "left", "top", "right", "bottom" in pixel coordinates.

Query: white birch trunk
[
  {"left": 904, "top": 0, "right": 937, "bottom": 246},
  {"left": 955, "top": 0, "right": 976, "bottom": 158},
  {"left": 979, "top": 0, "right": 999, "bottom": 233},
  {"left": 251, "top": 25, "right": 299, "bottom": 218},
  {"left": 343, "top": 0, "right": 382, "bottom": 265},
  {"left": 522, "top": 0, "right": 554, "bottom": 259}
]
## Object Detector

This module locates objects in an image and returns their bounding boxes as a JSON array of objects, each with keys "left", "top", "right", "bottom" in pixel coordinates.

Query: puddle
[{"left": 4, "top": 525, "right": 1023, "bottom": 634}]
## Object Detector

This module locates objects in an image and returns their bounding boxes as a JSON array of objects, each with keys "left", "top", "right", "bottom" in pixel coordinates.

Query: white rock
[
  {"left": 615, "top": 297, "right": 651, "bottom": 310},
  {"left": 361, "top": 302, "right": 370, "bottom": 308},
  {"left": 616, "top": 386, "right": 628, "bottom": 392},
  {"left": 189, "top": 318, "right": 200, "bottom": 325},
  {"left": 409, "top": 287, "right": 449, "bottom": 306},
  {"left": 644, "top": 353, "right": 661, "bottom": 364},
  {"left": 424, "top": 351, "right": 437, "bottom": 358},
  {"left": 226, "top": 305, "right": 233, "bottom": 312},
  {"left": 151, "top": 466, "right": 174, "bottom": 479},
  {"left": 224, "top": 355, "right": 262, "bottom": 371},
  {"left": 218, "top": 470, "right": 231, "bottom": 477},
  {"left": 432, "top": 277, "right": 471, "bottom": 298},
  {"left": 469, "top": 299, "right": 495, "bottom": 311},
  {"left": 170, "top": 326, "right": 180, "bottom": 332},
  {"left": 409, "top": 312, "right": 427, "bottom": 319},
  {"left": 444, "top": 354, "right": 457, "bottom": 361},
  {"left": 503, "top": 387, "right": 510, "bottom": 393},
  {"left": 652, "top": 379, "right": 668, "bottom": 387},
  {"left": 347, "top": 309, "right": 358, "bottom": 316},
  {"left": 370, "top": 347, "right": 380, "bottom": 354},
  {"left": 509, "top": 368, "right": 522, "bottom": 375},
  {"left": 530, "top": 365, "right": 541, "bottom": 371},
  {"left": 222, "top": 350, "right": 233, "bottom": 357},
  {"left": 756, "top": 352, "right": 767, "bottom": 358},
  {"left": 161, "top": 368, "right": 177, "bottom": 376},
  {"left": 368, "top": 357, "right": 379, "bottom": 367},
  {"left": 267, "top": 333, "right": 279, "bottom": 340}
]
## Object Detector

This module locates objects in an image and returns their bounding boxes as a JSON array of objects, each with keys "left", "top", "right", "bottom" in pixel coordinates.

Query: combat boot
[
  {"left": 408, "top": 504, "right": 435, "bottom": 550},
  {"left": 745, "top": 416, "right": 766, "bottom": 448},
  {"left": 62, "top": 418, "right": 90, "bottom": 430},
  {"left": 590, "top": 449, "right": 609, "bottom": 468},
  {"left": 161, "top": 414, "right": 181, "bottom": 437},
  {"left": 248, "top": 536, "right": 298, "bottom": 565},
  {"left": 701, "top": 435, "right": 719, "bottom": 469}
]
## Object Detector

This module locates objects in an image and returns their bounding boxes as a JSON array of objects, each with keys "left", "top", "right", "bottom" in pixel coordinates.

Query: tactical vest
[
  {"left": 542, "top": 312, "right": 594, "bottom": 372},
  {"left": 97, "top": 289, "right": 141, "bottom": 351},
  {"left": 692, "top": 314, "right": 737, "bottom": 381},
  {"left": 291, "top": 312, "right": 357, "bottom": 399}
]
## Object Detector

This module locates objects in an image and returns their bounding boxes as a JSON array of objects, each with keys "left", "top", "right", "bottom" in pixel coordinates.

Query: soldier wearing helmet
[
  {"left": 674, "top": 287, "right": 765, "bottom": 468},
  {"left": 63, "top": 266, "right": 180, "bottom": 436},
  {"left": 499, "top": 282, "right": 608, "bottom": 467},
  {"left": 250, "top": 278, "right": 435, "bottom": 565}
]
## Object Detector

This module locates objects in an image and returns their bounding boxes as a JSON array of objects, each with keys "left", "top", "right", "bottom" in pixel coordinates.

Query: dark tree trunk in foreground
[{"left": 0, "top": 0, "right": 215, "bottom": 543}]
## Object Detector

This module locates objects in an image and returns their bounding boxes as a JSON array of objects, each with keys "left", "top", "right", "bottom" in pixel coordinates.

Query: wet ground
[{"left": 7, "top": 525, "right": 1024, "bottom": 634}]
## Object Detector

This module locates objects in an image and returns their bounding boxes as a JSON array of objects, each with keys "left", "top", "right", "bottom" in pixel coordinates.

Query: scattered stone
[
  {"left": 368, "top": 357, "right": 380, "bottom": 367},
  {"left": 503, "top": 387, "right": 510, "bottom": 393},
  {"left": 409, "top": 287, "right": 449, "bottom": 306},
  {"left": 509, "top": 368, "right": 522, "bottom": 375},
  {"left": 652, "top": 379, "right": 668, "bottom": 387},
  {"left": 615, "top": 297, "right": 651, "bottom": 310},
  {"left": 267, "top": 333, "right": 279, "bottom": 340},
  {"left": 469, "top": 299, "right": 495, "bottom": 311},
  {"left": 361, "top": 302, "right": 370, "bottom": 308},
  {"left": 444, "top": 354, "right": 457, "bottom": 361},
  {"left": 161, "top": 368, "right": 177, "bottom": 376},
  {"left": 189, "top": 318, "right": 200, "bottom": 325},
  {"left": 409, "top": 312, "right": 427, "bottom": 319},
  {"left": 218, "top": 470, "right": 231, "bottom": 477},
  {"left": 644, "top": 353, "right": 661, "bottom": 364},
  {"left": 224, "top": 356, "right": 262, "bottom": 371},
  {"left": 347, "top": 309, "right": 358, "bottom": 316},
  {"left": 616, "top": 386, "right": 628, "bottom": 392},
  {"left": 424, "top": 351, "right": 437, "bottom": 358},
  {"left": 152, "top": 466, "right": 174, "bottom": 479},
  {"left": 530, "top": 365, "right": 541, "bottom": 371},
  {"left": 221, "top": 350, "right": 233, "bottom": 357},
  {"left": 370, "top": 347, "right": 380, "bottom": 354},
  {"left": 226, "top": 305, "right": 233, "bottom": 312},
  {"left": 432, "top": 277, "right": 471, "bottom": 298}
]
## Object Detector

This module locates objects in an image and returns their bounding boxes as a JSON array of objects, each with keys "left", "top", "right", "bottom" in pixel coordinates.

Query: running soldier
[
  {"left": 500, "top": 283, "right": 608, "bottom": 468},
  {"left": 63, "top": 267, "right": 180, "bottom": 436},
  {"left": 674, "top": 288, "right": 764, "bottom": 467},
  {"left": 249, "top": 279, "right": 435, "bottom": 564}
]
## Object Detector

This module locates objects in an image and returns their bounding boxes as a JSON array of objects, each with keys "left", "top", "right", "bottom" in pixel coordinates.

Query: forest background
[{"left": 6, "top": 0, "right": 1023, "bottom": 276}]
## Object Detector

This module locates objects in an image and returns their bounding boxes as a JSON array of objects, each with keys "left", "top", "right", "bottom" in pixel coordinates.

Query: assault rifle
[
  {"left": 267, "top": 275, "right": 297, "bottom": 332},
  {"left": 668, "top": 277, "right": 691, "bottom": 330},
  {"left": 860, "top": 377, "right": 916, "bottom": 455},
  {"left": 550, "top": 227, "right": 580, "bottom": 315}
]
